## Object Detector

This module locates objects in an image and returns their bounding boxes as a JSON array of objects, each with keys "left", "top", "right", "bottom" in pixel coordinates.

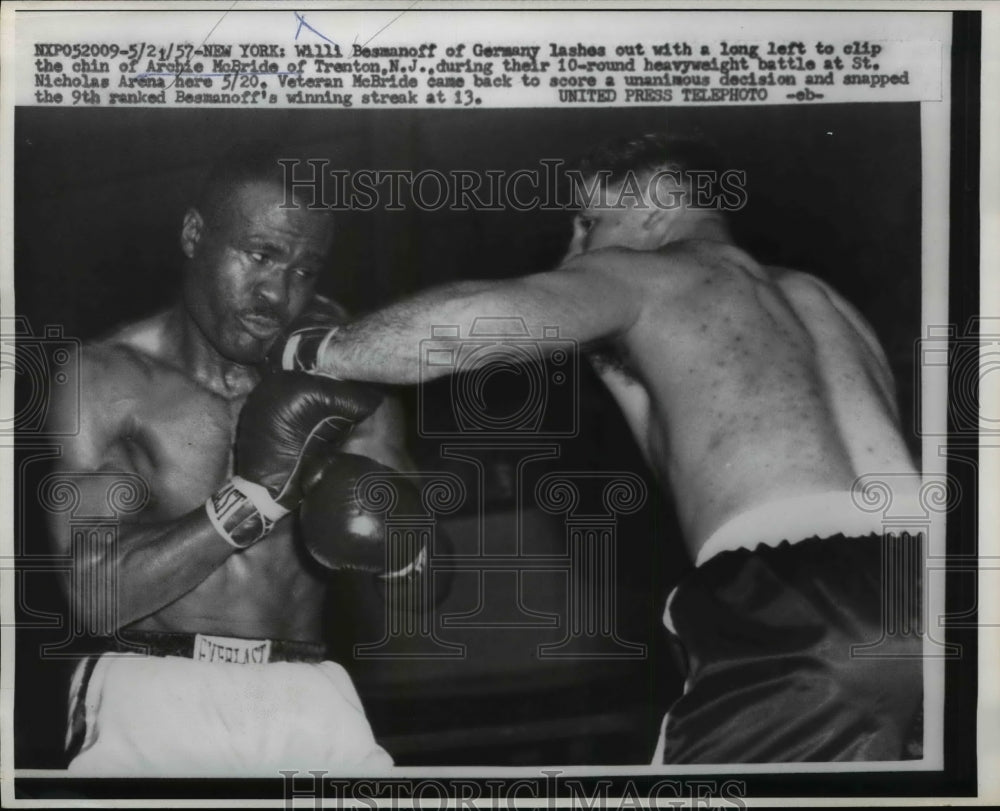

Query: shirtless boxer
[
  {"left": 46, "top": 145, "right": 417, "bottom": 774},
  {"left": 270, "top": 133, "right": 924, "bottom": 762}
]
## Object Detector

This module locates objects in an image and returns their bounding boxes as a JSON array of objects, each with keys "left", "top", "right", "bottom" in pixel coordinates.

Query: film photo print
[{"left": 1, "top": 2, "right": 991, "bottom": 808}]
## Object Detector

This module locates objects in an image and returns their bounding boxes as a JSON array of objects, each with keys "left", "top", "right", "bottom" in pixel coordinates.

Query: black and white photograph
[{"left": 0, "top": 3, "right": 992, "bottom": 807}]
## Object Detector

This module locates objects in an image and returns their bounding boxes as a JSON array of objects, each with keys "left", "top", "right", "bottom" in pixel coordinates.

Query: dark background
[{"left": 14, "top": 103, "right": 922, "bottom": 768}]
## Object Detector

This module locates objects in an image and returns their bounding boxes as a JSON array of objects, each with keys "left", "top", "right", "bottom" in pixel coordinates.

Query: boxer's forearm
[
  {"left": 317, "top": 272, "right": 637, "bottom": 384},
  {"left": 70, "top": 509, "right": 239, "bottom": 632},
  {"left": 315, "top": 281, "right": 513, "bottom": 383}
]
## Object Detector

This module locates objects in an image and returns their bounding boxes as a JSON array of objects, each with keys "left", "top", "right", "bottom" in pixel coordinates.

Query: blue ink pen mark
[{"left": 294, "top": 11, "right": 338, "bottom": 46}]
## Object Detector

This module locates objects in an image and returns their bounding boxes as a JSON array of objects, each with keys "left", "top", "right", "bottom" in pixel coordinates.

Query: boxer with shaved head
[{"left": 272, "top": 133, "right": 924, "bottom": 763}]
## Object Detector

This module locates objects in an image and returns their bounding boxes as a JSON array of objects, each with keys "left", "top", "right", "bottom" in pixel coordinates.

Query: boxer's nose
[{"left": 254, "top": 267, "right": 290, "bottom": 311}]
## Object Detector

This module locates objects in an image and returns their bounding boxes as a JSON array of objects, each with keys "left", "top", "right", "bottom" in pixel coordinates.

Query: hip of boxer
[
  {"left": 655, "top": 491, "right": 925, "bottom": 764},
  {"left": 66, "top": 630, "right": 394, "bottom": 775}
]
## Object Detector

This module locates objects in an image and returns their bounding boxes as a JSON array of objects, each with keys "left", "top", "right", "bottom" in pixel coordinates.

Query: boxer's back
[{"left": 606, "top": 243, "right": 916, "bottom": 560}]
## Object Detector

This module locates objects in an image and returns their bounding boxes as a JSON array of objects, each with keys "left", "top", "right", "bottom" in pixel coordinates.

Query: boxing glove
[
  {"left": 267, "top": 309, "right": 342, "bottom": 376},
  {"left": 205, "top": 373, "right": 382, "bottom": 549},
  {"left": 298, "top": 453, "right": 427, "bottom": 579}
]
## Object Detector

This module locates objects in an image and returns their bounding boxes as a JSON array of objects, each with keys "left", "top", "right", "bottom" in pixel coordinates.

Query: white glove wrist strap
[
  {"left": 280, "top": 333, "right": 304, "bottom": 371},
  {"left": 205, "top": 476, "right": 290, "bottom": 549},
  {"left": 316, "top": 327, "right": 340, "bottom": 376},
  {"left": 281, "top": 327, "right": 342, "bottom": 379}
]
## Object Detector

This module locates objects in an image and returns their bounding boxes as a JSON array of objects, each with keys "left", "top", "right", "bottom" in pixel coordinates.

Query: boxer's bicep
[
  {"left": 399, "top": 253, "right": 642, "bottom": 349},
  {"left": 45, "top": 349, "right": 139, "bottom": 558},
  {"left": 58, "top": 349, "right": 136, "bottom": 472},
  {"left": 519, "top": 253, "right": 645, "bottom": 342}
]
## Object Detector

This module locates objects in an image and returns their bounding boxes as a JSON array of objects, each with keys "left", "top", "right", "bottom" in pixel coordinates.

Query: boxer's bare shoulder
[
  {"left": 773, "top": 269, "right": 895, "bottom": 380},
  {"left": 85, "top": 312, "right": 187, "bottom": 388},
  {"left": 581, "top": 241, "right": 761, "bottom": 371},
  {"left": 573, "top": 240, "right": 766, "bottom": 312}
]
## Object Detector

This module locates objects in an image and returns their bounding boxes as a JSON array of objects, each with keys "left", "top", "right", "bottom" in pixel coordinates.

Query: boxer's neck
[
  {"left": 165, "top": 303, "right": 259, "bottom": 397},
  {"left": 660, "top": 210, "right": 732, "bottom": 246}
]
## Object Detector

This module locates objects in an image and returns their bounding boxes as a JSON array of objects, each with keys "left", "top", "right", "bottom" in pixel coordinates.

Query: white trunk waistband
[
  {"left": 663, "top": 489, "right": 919, "bottom": 636},
  {"left": 693, "top": 489, "right": 918, "bottom": 568}
]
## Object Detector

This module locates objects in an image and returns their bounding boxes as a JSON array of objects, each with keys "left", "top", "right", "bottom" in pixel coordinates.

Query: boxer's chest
[{"left": 122, "top": 383, "right": 246, "bottom": 519}]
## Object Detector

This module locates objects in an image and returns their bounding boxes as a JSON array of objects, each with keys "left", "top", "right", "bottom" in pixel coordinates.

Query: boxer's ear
[
  {"left": 640, "top": 170, "right": 683, "bottom": 244},
  {"left": 641, "top": 200, "right": 678, "bottom": 247},
  {"left": 180, "top": 208, "right": 204, "bottom": 258}
]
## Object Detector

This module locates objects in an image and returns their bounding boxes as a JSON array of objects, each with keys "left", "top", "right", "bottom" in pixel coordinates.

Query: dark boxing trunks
[{"left": 658, "top": 533, "right": 923, "bottom": 763}]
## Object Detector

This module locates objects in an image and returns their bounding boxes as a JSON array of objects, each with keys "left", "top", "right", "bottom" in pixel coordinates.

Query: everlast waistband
[{"left": 111, "top": 630, "right": 327, "bottom": 664}]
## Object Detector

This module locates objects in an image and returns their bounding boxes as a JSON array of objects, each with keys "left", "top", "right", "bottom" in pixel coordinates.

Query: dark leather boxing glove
[
  {"left": 298, "top": 453, "right": 426, "bottom": 579},
  {"left": 205, "top": 373, "right": 382, "bottom": 550},
  {"left": 267, "top": 309, "right": 342, "bottom": 376}
]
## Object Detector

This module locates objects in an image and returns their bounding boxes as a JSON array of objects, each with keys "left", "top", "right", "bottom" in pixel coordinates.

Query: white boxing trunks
[{"left": 66, "top": 632, "right": 394, "bottom": 776}]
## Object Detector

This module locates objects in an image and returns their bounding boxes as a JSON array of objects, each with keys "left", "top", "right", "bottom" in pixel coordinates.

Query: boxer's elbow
[{"left": 68, "top": 543, "right": 125, "bottom": 634}]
